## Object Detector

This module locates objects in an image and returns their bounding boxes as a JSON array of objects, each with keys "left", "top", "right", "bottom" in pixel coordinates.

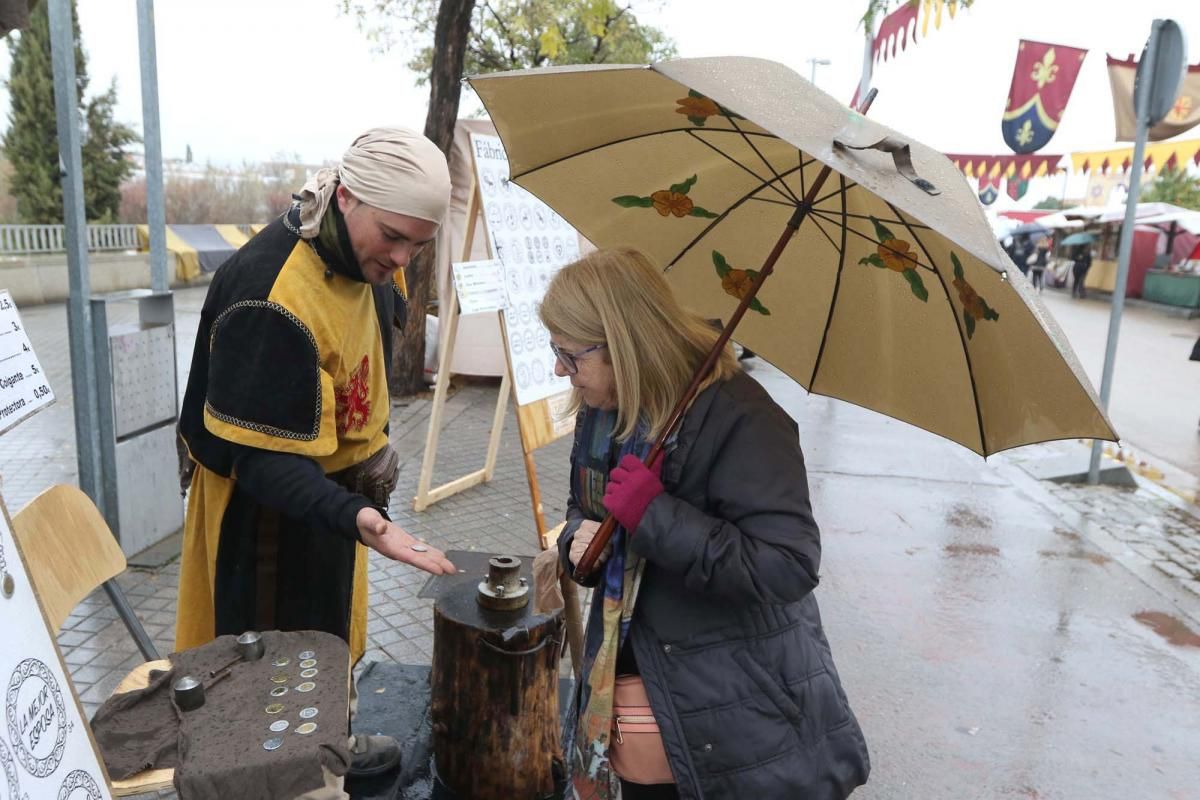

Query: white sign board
[
  {"left": 451, "top": 259, "right": 508, "bottom": 316},
  {"left": 0, "top": 291, "right": 54, "bottom": 436},
  {"left": 470, "top": 134, "right": 581, "bottom": 406},
  {"left": 0, "top": 504, "right": 113, "bottom": 800}
]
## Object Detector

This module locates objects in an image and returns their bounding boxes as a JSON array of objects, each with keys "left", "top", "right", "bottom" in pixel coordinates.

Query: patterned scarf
[{"left": 571, "top": 408, "right": 652, "bottom": 799}]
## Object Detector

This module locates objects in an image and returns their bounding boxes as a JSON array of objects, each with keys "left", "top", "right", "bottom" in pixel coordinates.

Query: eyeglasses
[{"left": 549, "top": 342, "right": 606, "bottom": 375}]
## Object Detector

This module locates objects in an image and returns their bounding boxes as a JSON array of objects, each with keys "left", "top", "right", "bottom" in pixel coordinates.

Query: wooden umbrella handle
[{"left": 573, "top": 88, "right": 878, "bottom": 580}]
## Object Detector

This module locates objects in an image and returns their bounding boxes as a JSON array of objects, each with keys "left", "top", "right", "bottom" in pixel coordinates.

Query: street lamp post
[{"left": 808, "top": 57, "right": 831, "bottom": 86}]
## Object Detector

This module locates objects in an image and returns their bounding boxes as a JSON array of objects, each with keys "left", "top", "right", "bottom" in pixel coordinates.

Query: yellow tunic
[{"left": 175, "top": 220, "right": 393, "bottom": 664}]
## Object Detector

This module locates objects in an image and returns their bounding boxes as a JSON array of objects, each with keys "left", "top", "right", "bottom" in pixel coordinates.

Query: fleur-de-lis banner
[
  {"left": 1002, "top": 40, "right": 1088, "bottom": 154},
  {"left": 1107, "top": 55, "right": 1200, "bottom": 142}
]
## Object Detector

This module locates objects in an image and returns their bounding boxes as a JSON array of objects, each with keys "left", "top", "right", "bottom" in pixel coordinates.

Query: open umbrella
[
  {"left": 469, "top": 57, "right": 1116, "bottom": 570},
  {"left": 1061, "top": 232, "right": 1096, "bottom": 246},
  {"left": 1008, "top": 222, "right": 1050, "bottom": 238}
]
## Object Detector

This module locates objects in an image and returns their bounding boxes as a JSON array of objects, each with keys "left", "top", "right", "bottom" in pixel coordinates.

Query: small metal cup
[
  {"left": 236, "top": 630, "right": 265, "bottom": 661},
  {"left": 173, "top": 675, "right": 205, "bottom": 711}
]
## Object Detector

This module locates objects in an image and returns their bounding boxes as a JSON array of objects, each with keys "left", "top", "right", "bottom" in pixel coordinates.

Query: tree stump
[{"left": 431, "top": 576, "right": 564, "bottom": 798}]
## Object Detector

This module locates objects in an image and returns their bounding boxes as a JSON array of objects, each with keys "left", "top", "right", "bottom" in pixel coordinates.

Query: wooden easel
[
  {"left": 413, "top": 181, "right": 510, "bottom": 512},
  {"left": 413, "top": 178, "right": 584, "bottom": 674}
]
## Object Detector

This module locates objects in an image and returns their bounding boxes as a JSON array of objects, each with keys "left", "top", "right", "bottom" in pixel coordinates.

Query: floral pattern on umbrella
[
  {"left": 612, "top": 174, "right": 720, "bottom": 218},
  {"left": 713, "top": 250, "right": 770, "bottom": 315},
  {"left": 951, "top": 252, "right": 999, "bottom": 338},
  {"left": 675, "top": 89, "right": 743, "bottom": 126},
  {"left": 857, "top": 216, "right": 929, "bottom": 302}
]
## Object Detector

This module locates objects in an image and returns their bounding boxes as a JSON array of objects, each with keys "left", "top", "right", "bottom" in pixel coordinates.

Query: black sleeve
[
  {"left": 232, "top": 447, "right": 377, "bottom": 543},
  {"left": 630, "top": 397, "right": 821, "bottom": 604}
]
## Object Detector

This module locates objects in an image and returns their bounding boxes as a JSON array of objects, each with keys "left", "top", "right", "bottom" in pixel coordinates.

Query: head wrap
[{"left": 295, "top": 126, "right": 452, "bottom": 238}]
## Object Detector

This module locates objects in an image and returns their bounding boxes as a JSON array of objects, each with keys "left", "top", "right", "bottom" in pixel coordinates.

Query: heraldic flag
[
  {"left": 1002, "top": 40, "right": 1088, "bottom": 154},
  {"left": 1108, "top": 55, "right": 1200, "bottom": 142},
  {"left": 978, "top": 175, "right": 1001, "bottom": 205}
]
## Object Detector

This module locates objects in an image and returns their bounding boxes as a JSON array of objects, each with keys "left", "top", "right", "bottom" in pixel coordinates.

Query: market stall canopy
[
  {"left": 136, "top": 224, "right": 251, "bottom": 281},
  {"left": 1036, "top": 212, "right": 1084, "bottom": 230}
]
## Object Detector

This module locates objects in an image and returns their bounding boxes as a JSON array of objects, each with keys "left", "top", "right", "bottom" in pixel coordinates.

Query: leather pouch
[{"left": 609, "top": 675, "right": 674, "bottom": 785}]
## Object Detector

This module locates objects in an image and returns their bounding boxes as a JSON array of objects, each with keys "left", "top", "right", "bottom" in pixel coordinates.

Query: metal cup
[
  {"left": 173, "top": 675, "right": 205, "bottom": 711},
  {"left": 236, "top": 630, "right": 265, "bottom": 661}
]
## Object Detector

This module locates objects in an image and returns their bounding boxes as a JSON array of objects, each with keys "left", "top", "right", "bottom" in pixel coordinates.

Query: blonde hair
[{"left": 539, "top": 247, "right": 739, "bottom": 442}]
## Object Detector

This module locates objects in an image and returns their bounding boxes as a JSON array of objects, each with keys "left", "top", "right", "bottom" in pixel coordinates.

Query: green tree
[
  {"left": 1033, "top": 196, "right": 1064, "bottom": 210},
  {"left": 392, "top": 0, "right": 674, "bottom": 79},
  {"left": 1140, "top": 167, "right": 1200, "bottom": 211},
  {"left": 81, "top": 83, "right": 138, "bottom": 222},
  {"left": 343, "top": 0, "right": 674, "bottom": 395},
  {"left": 3, "top": 0, "right": 138, "bottom": 223}
]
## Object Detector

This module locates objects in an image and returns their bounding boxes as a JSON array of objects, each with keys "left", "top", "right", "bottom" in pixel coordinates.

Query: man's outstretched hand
[{"left": 356, "top": 507, "right": 457, "bottom": 575}]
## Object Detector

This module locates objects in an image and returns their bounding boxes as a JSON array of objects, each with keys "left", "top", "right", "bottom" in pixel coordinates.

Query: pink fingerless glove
[{"left": 603, "top": 454, "right": 664, "bottom": 534}]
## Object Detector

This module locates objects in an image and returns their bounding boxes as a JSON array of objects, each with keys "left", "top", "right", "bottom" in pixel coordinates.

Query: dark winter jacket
[{"left": 560, "top": 370, "right": 870, "bottom": 799}]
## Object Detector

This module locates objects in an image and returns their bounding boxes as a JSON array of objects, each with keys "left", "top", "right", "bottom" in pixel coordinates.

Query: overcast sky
[{"left": 0, "top": 0, "right": 1196, "bottom": 211}]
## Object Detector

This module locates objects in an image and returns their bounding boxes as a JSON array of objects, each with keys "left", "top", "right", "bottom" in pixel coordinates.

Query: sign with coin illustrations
[
  {"left": 470, "top": 133, "right": 580, "bottom": 406},
  {"left": 0, "top": 501, "right": 112, "bottom": 800}
]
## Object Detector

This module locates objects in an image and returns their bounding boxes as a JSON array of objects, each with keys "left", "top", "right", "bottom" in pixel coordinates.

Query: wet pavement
[
  {"left": 756, "top": 364, "right": 1200, "bottom": 800},
  {"left": 2, "top": 285, "right": 1199, "bottom": 798},
  {"left": 1035, "top": 288, "right": 1200, "bottom": 503}
]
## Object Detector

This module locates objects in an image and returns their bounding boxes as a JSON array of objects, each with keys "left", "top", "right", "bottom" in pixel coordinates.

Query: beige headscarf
[{"left": 295, "top": 126, "right": 452, "bottom": 239}]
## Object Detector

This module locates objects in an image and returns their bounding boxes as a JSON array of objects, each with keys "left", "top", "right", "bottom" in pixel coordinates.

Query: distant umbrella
[
  {"left": 1009, "top": 222, "right": 1050, "bottom": 237},
  {"left": 1060, "top": 232, "right": 1096, "bottom": 246}
]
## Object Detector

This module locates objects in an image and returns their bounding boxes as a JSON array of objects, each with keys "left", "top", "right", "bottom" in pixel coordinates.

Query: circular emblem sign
[
  {"left": 0, "top": 738, "right": 20, "bottom": 800},
  {"left": 6, "top": 658, "right": 68, "bottom": 778},
  {"left": 57, "top": 769, "right": 102, "bottom": 800}
]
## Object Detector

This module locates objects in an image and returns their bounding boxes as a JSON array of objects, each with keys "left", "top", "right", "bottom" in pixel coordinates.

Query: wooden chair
[{"left": 13, "top": 484, "right": 174, "bottom": 795}]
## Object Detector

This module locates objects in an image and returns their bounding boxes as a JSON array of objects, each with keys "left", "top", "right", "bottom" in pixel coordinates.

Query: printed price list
[{"left": 0, "top": 290, "right": 54, "bottom": 434}]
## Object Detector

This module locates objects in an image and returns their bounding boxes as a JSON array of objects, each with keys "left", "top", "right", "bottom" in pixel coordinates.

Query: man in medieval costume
[{"left": 174, "top": 127, "right": 457, "bottom": 776}]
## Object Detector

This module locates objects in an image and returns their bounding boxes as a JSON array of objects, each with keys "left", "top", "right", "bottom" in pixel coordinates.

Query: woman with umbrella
[{"left": 543, "top": 247, "right": 869, "bottom": 800}]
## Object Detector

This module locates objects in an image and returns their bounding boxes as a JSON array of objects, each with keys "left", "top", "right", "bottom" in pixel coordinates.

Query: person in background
[
  {"left": 542, "top": 247, "right": 869, "bottom": 800},
  {"left": 1072, "top": 245, "right": 1093, "bottom": 299},
  {"left": 1010, "top": 235, "right": 1032, "bottom": 276},
  {"left": 1030, "top": 238, "right": 1049, "bottom": 293}
]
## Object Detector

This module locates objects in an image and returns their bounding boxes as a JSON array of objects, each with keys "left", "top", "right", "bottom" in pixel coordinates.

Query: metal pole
[
  {"left": 47, "top": 0, "right": 102, "bottom": 507},
  {"left": 858, "top": 18, "right": 874, "bottom": 104},
  {"left": 136, "top": 0, "right": 168, "bottom": 292},
  {"left": 1088, "top": 22, "right": 1160, "bottom": 484},
  {"left": 50, "top": 0, "right": 161, "bottom": 663}
]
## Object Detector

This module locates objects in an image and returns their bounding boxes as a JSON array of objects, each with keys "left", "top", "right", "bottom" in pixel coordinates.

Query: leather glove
[
  {"left": 602, "top": 454, "right": 664, "bottom": 534},
  {"left": 568, "top": 520, "right": 610, "bottom": 567}
]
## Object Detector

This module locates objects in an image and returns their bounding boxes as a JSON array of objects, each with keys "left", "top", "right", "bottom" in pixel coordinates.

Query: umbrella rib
[
  {"left": 748, "top": 196, "right": 800, "bottom": 208},
  {"left": 884, "top": 202, "right": 989, "bottom": 455},
  {"left": 508, "top": 127, "right": 784, "bottom": 182},
  {"left": 826, "top": 209, "right": 932, "bottom": 230},
  {"left": 666, "top": 162, "right": 808, "bottom": 270},
  {"left": 809, "top": 208, "right": 936, "bottom": 273},
  {"left": 723, "top": 116, "right": 802, "bottom": 204},
  {"left": 813, "top": 181, "right": 857, "bottom": 207},
  {"left": 807, "top": 175, "right": 851, "bottom": 389},
  {"left": 686, "top": 130, "right": 796, "bottom": 205},
  {"left": 804, "top": 209, "right": 844, "bottom": 257}
]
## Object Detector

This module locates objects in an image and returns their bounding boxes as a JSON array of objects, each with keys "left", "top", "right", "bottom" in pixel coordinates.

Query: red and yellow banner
[
  {"left": 1071, "top": 139, "right": 1200, "bottom": 174},
  {"left": 1002, "top": 40, "right": 1088, "bottom": 154},
  {"left": 1107, "top": 55, "right": 1200, "bottom": 142},
  {"left": 945, "top": 153, "right": 1062, "bottom": 179},
  {"left": 873, "top": 0, "right": 967, "bottom": 63}
]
